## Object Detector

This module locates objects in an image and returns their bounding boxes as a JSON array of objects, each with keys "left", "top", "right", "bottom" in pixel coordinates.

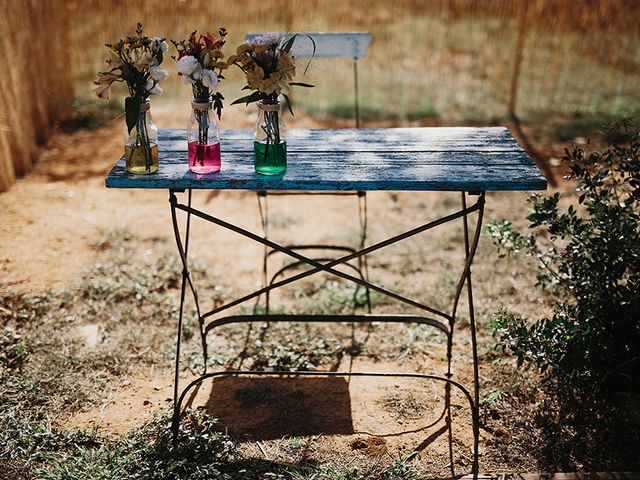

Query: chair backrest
[
  {"left": 243, "top": 32, "right": 372, "bottom": 127},
  {"left": 243, "top": 32, "right": 372, "bottom": 59}
]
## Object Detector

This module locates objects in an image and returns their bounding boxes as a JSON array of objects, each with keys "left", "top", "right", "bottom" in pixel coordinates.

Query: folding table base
[{"left": 168, "top": 189, "right": 485, "bottom": 475}]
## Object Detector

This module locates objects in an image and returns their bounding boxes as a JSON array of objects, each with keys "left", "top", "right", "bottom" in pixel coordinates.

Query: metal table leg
[{"left": 168, "top": 189, "right": 485, "bottom": 475}]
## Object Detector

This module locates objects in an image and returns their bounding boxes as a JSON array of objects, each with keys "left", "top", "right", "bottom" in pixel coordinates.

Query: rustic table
[{"left": 106, "top": 127, "right": 546, "bottom": 474}]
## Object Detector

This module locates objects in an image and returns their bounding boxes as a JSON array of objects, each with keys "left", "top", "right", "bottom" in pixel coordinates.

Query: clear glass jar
[
  {"left": 254, "top": 100, "right": 287, "bottom": 175},
  {"left": 123, "top": 101, "right": 158, "bottom": 174},
  {"left": 187, "top": 99, "right": 221, "bottom": 174}
]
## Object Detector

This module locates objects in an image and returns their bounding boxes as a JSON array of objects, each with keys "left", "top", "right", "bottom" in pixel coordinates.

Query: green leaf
[
  {"left": 289, "top": 82, "right": 314, "bottom": 88},
  {"left": 230, "top": 91, "right": 265, "bottom": 106},
  {"left": 301, "top": 34, "right": 316, "bottom": 75},
  {"left": 125, "top": 96, "right": 142, "bottom": 134},
  {"left": 282, "top": 34, "right": 297, "bottom": 53},
  {"left": 120, "top": 63, "right": 133, "bottom": 82},
  {"left": 213, "top": 92, "right": 224, "bottom": 120},
  {"left": 282, "top": 93, "right": 294, "bottom": 116}
]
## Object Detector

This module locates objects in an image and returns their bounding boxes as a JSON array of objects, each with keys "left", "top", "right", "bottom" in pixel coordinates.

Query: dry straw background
[{"left": 1, "top": 0, "right": 639, "bottom": 191}]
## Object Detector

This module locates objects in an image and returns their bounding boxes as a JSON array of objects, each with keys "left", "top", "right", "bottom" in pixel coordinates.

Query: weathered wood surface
[
  {"left": 244, "top": 32, "right": 372, "bottom": 58},
  {"left": 105, "top": 128, "right": 547, "bottom": 192}
]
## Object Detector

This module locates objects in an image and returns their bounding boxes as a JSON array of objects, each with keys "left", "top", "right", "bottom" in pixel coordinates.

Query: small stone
[{"left": 143, "top": 400, "right": 151, "bottom": 406}]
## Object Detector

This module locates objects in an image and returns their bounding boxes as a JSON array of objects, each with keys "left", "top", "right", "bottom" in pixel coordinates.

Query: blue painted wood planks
[{"left": 105, "top": 128, "right": 547, "bottom": 192}]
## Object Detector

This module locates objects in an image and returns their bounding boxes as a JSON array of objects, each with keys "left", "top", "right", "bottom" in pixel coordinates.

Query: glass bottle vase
[
  {"left": 254, "top": 101, "right": 286, "bottom": 175},
  {"left": 123, "top": 101, "right": 158, "bottom": 174},
  {"left": 187, "top": 99, "right": 221, "bottom": 174}
]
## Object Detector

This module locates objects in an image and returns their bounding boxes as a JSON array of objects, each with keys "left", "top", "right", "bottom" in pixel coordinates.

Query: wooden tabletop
[{"left": 105, "top": 127, "right": 547, "bottom": 192}]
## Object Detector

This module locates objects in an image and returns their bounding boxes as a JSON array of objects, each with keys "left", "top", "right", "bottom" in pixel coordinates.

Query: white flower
[
  {"left": 180, "top": 74, "right": 196, "bottom": 84},
  {"left": 191, "top": 64, "right": 202, "bottom": 80},
  {"left": 149, "top": 66, "right": 168, "bottom": 82},
  {"left": 251, "top": 32, "right": 285, "bottom": 47},
  {"left": 153, "top": 37, "right": 169, "bottom": 54},
  {"left": 176, "top": 55, "right": 200, "bottom": 76},
  {"left": 201, "top": 69, "right": 218, "bottom": 90},
  {"left": 146, "top": 79, "right": 163, "bottom": 95}
]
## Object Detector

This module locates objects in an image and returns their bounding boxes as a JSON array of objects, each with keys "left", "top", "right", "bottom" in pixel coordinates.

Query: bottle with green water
[{"left": 254, "top": 101, "right": 286, "bottom": 175}]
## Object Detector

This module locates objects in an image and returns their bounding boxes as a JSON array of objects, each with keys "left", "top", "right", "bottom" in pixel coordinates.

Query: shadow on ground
[{"left": 203, "top": 376, "right": 354, "bottom": 440}]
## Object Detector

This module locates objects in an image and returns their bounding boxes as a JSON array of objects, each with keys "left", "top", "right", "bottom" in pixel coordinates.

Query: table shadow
[{"left": 203, "top": 375, "right": 354, "bottom": 440}]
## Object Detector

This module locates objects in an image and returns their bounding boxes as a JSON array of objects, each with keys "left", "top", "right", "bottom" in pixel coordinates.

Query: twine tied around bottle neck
[
  {"left": 258, "top": 102, "right": 281, "bottom": 112},
  {"left": 192, "top": 100, "right": 213, "bottom": 111},
  {"left": 139, "top": 102, "right": 151, "bottom": 112}
]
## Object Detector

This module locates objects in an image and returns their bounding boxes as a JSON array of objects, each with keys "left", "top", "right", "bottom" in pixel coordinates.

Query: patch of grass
[
  {"left": 35, "top": 409, "right": 430, "bottom": 480},
  {"left": 322, "top": 280, "right": 372, "bottom": 310},
  {"left": 379, "top": 392, "right": 427, "bottom": 420},
  {"left": 323, "top": 103, "right": 439, "bottom": 122},
  {"left": 551, "top": 114, "right": 640, "bottom": 143},
  {"left": 248, "top": 323, "right": 344, "bottom": 371},
  {"left": 294, "top": 455, "right": 429, "bottom": 480},
  {"left": 480, "top": 388, "right": 504, "bottom": 406},
  {"left": 0, "top": 331, "right": 30, "bottom": 370},
  {"left": 406, "top": 106, "right": 440, "bottom": 121},
  {"left": 40, "top": 411, "right": 239, "bottom": 480},
  {"left": 369, "top": 323, "right": 446, "bottom": 362},
  {"left": 0, "top": 289, "right": 54, "bottom": 328},
  {"left": 88, "top": 227, "right": 138, "bottom": 252},
  {"left": 553, "top": 116, "right": 611, "bottom": 141},
  {"left": 59, "top": 97, "right": 122, "bottom": 132}
]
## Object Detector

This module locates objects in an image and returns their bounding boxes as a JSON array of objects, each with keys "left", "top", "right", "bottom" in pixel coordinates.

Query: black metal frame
[
  {"left": 256, "top": 190, "right": 371, "bottom": 315},
  {"left": 168, "top": 189, "right": 485, "bottom": 475}
]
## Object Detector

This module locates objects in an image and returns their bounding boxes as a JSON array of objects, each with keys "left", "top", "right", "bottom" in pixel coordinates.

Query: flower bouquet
[
  {"left": 95, "top": 23, "right": 169, "bottom": 174},
  {"left": 229, "top": 33, "right": 314, "bottom": 175},
  {"left": 173, "top": 29, "right": 228, "bottom": 174}
]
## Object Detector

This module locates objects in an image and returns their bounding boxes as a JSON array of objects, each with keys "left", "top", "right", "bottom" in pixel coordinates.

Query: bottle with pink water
[{"left": 187, "top": 100, "right": 221, "bottom": 174}]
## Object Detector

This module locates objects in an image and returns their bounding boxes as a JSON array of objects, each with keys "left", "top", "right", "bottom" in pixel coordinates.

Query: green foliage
[
  {"left": 379, "top": 392, "right": 426, "bottom": 420},
  {"left": 60, "top": 98, "right": 122, "bottom": 131},
  {"left": 0, "top": 331, "right": 30, "bottom": 370},
  {"left": 301, "top": 456, "right": 427, "bottom": 480},
  {"left": 38, "top": 410, "right": 430, "bottom": 480},
  {"left": 324, "top": 103, "right": 439, "bottom": 122},
  {"left": 488, "top": 119, "right": 640, "bottom": 391},
  {"left": 40, "top": 411, "right": 239, "bottom": 480}
]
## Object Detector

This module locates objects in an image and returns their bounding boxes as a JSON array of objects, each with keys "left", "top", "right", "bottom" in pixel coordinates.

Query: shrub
[{"left": 487, "top": 119, "right": 640, "bottom": 392}]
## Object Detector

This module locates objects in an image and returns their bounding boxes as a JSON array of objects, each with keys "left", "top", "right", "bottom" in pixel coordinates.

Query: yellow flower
[
  {"left": 236, "top": 43, "right": 252, "bottom": 56},
  {"left": 278, "top": 52, "right": 296, "bottom": 80},
  {"left": 246, "top": 66, "right": 264, "bottom": 90},
  {"left": 259, "top": 76, "right": 277, "bottom": 95}
]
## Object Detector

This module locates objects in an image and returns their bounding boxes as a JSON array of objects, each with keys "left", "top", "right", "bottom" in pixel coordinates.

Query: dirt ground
[{"left": 0, "top": 106, "right": 571, "bottom": 475}]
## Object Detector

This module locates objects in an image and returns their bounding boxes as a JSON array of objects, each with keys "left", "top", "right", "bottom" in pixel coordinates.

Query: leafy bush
[{"left": 487, "top": 119, "right": 640, "bottom": 392}]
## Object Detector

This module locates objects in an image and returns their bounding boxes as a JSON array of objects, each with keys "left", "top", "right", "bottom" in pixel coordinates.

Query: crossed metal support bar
[
  {"left": 256, "top": 190, "right": 371, "bottom": 314},
  {"left": 168, "top": 189, "right": 485, "bottom": 475}
]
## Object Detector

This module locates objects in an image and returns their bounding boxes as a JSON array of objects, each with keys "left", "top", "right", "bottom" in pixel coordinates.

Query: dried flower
[
  {"left": 230, "top": 33, "right": 314, "bottom": 112},
  {"left": 94, "top": 23, "right": 168, "bottom": 133}
]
